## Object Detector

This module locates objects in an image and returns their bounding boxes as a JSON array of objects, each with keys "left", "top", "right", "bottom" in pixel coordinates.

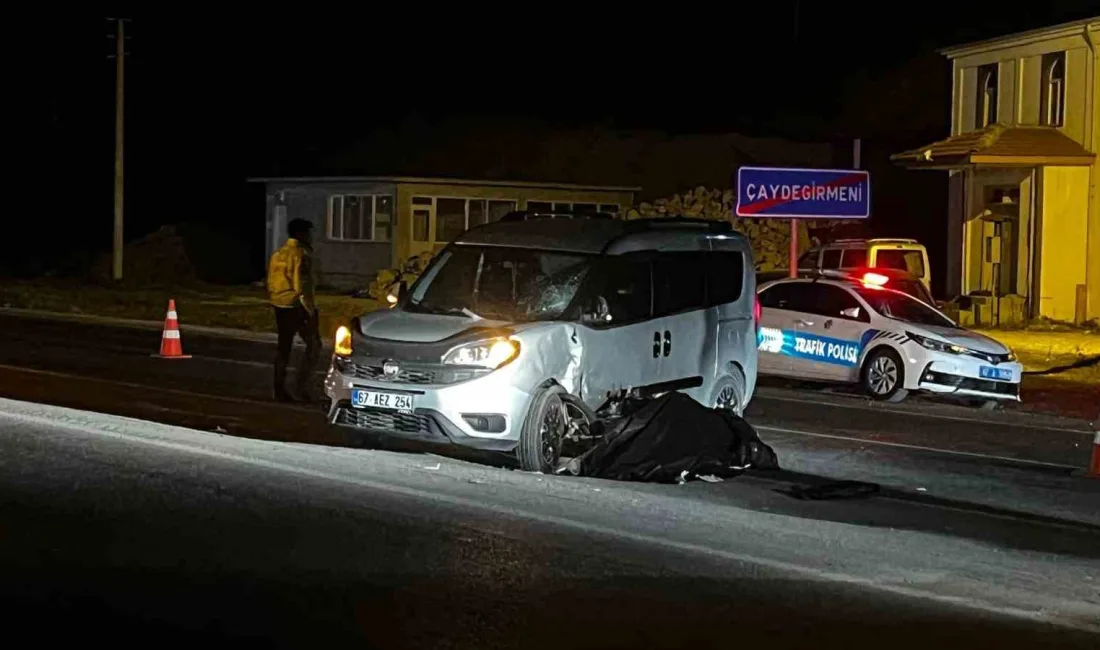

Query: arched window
[
  {"left": 1042, "top": 52, "right": 1065, "bottom": 127},
  {"left": 975, "top": 64, "right": 998, "bottom": 128}
]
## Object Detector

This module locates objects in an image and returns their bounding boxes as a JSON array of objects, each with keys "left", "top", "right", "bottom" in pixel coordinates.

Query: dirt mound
[{"left": 89, "top": 226, "right": 198, "bottom": 287}]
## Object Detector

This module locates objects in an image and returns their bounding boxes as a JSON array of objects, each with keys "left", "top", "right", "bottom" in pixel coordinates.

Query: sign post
[{"left": 735, "top": 167, "right": 871, "bottom": 276}]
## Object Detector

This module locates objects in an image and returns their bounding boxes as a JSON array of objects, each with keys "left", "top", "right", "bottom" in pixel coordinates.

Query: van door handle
[
  {"left": 653, "top": 331, "right": 661, "bottom": 358},
  {"left": 663, "top": 330, "right": 671, "bottom": 357}
]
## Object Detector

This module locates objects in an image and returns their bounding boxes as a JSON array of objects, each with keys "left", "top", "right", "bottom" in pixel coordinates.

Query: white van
[
  {"left": 799, "top": 239, "right": 931, "bottom": 293},
  {"left": 324, "top": 212, "right": 759, "bottom": 472}
]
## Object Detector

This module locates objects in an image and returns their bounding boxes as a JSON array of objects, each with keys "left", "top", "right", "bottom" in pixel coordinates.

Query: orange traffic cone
[{"left": 153, "top": 299, "right": 191, "bottom": 359}]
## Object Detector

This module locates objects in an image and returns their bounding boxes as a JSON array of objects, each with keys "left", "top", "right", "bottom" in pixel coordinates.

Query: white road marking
[
  {"left": 2, "top": 406, "right": 1093, "bottom": 632},
  {"left": 757, "top": 425, "right": 1082, "bottom": 469},
  {"left": 754, "top": 391, "right": 1091, "bottom": 435}
]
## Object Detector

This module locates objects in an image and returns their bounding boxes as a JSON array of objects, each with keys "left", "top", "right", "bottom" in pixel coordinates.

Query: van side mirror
[
  {"left": 840, "top": 307, "right": 861, "bottom": 319},
  {"left": 581, "top": 296, "right": 612, "bottom": 325},
  {"left": 387, "top": 280, "right": 409, "bottom": 307}
]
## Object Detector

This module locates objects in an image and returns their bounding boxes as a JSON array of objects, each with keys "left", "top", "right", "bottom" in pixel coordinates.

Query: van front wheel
[{"left": 517, "top": 385, "right": 568, "bottom": 473}]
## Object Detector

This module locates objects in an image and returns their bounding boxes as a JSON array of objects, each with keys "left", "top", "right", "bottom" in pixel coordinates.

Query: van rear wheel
[
  {"left": 712, "top": 371, "right": 746, "bottom": 417},
  {"left": 517, "top": 385, "right": 568, "bottom": 473}
]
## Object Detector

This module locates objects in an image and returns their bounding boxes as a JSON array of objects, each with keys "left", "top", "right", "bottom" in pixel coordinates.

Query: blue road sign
[{"left": 735, "top": 167, "right": 870, "bottom": 219}]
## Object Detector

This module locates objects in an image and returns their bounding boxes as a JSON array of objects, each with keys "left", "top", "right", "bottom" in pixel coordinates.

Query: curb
[
  {"left": 0, "top": 307, "right": 334, "bottom": 350},
  {"left": 753, "top": 384, "right": 1095, "bottom": 433}
]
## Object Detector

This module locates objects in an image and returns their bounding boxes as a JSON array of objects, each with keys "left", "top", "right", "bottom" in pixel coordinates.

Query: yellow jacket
[{"left": 268, "top": 238, "right": 316, "bottom": 313}]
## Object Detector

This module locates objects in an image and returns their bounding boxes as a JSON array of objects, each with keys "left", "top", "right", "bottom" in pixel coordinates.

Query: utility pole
[
  {"left": 788, "top": 0, "right": 801, "bottom": 279},
  {"left": 107, "top": 18, "right": 130, "bottom": 281}
]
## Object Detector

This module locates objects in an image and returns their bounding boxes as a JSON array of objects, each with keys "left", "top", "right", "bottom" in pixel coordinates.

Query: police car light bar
[{"left": 862, "top": 272, "right": 890, "bottom": 287}]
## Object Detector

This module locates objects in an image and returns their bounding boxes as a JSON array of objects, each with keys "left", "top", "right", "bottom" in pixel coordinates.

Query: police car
[{"left": 756, "top": 273, "right": 1022, "bottom": 404}]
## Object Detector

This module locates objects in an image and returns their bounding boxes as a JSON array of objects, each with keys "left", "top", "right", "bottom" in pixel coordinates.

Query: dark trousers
[{"left": 274, "top": 305, "right": 321, "bottom": 397}]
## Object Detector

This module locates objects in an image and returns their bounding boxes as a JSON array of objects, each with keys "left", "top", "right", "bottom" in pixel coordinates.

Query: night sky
[{"left": 13, "top": 3, "right": 1100, "bottom": 279}]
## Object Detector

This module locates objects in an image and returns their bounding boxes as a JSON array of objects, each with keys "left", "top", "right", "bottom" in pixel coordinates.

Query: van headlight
[
  {"left": 907, "top": 331, "right": 965, "bottom": 355},
  {"left": 334, "top": 325, "right": 353, "bottom": 357},
  {"left": 442, "top": 338, "right": 520, "bottom": 369}
]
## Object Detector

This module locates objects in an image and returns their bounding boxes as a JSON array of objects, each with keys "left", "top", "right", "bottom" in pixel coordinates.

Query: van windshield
[{"left": 407, "top": 246, "right": 591, "bottom": 322}]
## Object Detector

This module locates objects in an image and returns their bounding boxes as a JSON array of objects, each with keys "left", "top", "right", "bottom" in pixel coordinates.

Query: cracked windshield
[{"left": 409, "top": 246, "right": 590, "bottom": 322}]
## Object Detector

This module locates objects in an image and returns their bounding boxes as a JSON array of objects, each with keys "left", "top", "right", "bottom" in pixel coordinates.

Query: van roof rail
[
  {"left": 499, "top": 210, "right": 616, "bottom": 223},
  {"left": 832, "top": 237, "right": 919, "bottom": 244},
  {"left": 624, "top": 217, "right": 733, "bottom": 233}
]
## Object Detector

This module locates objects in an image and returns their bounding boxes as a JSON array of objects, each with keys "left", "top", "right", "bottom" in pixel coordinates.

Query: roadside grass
[
  {"left": 0, "top": 280, "right": 384, "bottom": 343},
  {"left": 972, "top": 328, "right": 1100, "bottom": 386}
]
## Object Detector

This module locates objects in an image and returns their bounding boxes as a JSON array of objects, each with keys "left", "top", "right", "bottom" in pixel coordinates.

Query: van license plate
[
  {"left": 351, "top": 389, "right": 414, "bottom": 411},
  {"left": 979, "top": 366, "right": 1012, "bottom": 382}
]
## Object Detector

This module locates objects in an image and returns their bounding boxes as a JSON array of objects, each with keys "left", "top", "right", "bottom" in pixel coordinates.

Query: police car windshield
[
  {"left": 854, "top": 288, "right": 955, "bottom": 328},
  {"left": 407, "top": 246, "right": 591, "bottom": 322}
]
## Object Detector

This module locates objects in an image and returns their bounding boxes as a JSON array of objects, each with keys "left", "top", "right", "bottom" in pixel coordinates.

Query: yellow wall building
[
  {"left": 250, "top": 176, "right": 637, "bottom": 289},
  {"left": 893, "top": 17, "right": 1099, "bottom": 324}
]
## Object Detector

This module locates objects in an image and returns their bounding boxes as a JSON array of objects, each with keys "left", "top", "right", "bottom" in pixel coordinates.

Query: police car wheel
[
  {"left": 517, "top": 385, "right": 568, "bottom": 473},
  {"left": 862, "top": 348, "right": 908, "bottom": 403}
]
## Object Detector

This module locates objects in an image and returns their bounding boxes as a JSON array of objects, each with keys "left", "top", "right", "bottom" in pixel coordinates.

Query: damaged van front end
[{"left": 324, "top": 310, "right": 584, "bottom": 453}]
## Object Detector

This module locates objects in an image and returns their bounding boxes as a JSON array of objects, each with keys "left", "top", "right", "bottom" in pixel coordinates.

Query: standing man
[{"left": 268, "top": 218, "right": 320, "bottom": 402}]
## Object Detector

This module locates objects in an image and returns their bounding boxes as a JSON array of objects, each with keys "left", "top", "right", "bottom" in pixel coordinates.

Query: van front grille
[
  {"left": 337, "top": 359, "right": 437, "bottom": 385},
  {"left": 336, "top": 406, "right": 430, "bottom": 434}
]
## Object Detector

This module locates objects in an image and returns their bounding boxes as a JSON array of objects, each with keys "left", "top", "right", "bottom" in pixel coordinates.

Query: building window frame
[
  {"left": 328, "top": 194, "right": 393, "bottom": 242},
  {"left": 524, "top": 200, "right": 621, "bottom": 214},
  {"left": 410, "top": 196, "right": 519, "bottom": 244},
  {"left": 1040, "top": 52, "right": 1066, "bottom": 127},
  {"left": 975, "top": 63, "right": 998, "bottom": 128}
]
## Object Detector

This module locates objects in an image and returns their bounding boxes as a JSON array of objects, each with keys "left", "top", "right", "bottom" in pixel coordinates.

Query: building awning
[{"left": 891, "top": 125, "right": 1095, "bottom": 169}]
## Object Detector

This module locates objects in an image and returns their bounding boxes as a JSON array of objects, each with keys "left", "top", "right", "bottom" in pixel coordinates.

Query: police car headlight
[
  {"left": 443, "top": 338, "right": 520, "bottom": 369},
  {"left": 1006, "top": 350, "right": 1017, "bottom": 362},
  {"left": 908, "top": 331, "right": 966, "bottom": 355}
]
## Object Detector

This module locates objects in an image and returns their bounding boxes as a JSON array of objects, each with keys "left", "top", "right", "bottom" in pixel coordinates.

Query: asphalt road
[{"left": 1, "top": 311, "right": 1098, "bottom": 647}]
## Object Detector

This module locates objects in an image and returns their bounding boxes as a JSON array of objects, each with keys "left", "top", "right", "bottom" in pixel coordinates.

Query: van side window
[
  {"left": 705, "top": 251, "right": 745, "bottom": 306},
  {"left": 876, "top": 249, "right": 925, "bottom": 277},
  {"left": 581, "top": 256, "right": 652, "bottom": 325},
  {"left": 842, "top": 249, "right": 867, "bottom": 268},
  {"left": 758, "top": 283, "right": 815, "bottom": 313},
  {"left": 654, "top": 253, "right": 706, "bottom": 316},
  {"left": 821, "top": 249, "right": 842, "bottom": 269}
]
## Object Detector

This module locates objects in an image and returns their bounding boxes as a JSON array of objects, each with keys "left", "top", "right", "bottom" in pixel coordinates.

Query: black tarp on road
[{"left": 567, "top": 392, "right": 779, "bottom": 483}]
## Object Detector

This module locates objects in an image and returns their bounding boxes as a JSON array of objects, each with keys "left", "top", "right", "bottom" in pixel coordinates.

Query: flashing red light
[
  {"left": 862, "top": 272, "right": 889, "bottom": 287},
  {"left": 753, "top": 295, "right": 762, "bottom": 330}
]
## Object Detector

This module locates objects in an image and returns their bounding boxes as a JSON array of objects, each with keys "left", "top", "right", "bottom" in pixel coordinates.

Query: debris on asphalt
[{"left": 562, "top": 392, "right": 779, "bottom": 483}]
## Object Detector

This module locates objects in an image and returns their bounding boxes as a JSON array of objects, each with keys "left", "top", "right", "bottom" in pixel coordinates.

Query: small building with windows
[
  {"left": 892, "top": 17, "right": 1099, "bottom": 325},
  {"left": 248, "top": 176, "right": 637, "bottom": 289}
]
